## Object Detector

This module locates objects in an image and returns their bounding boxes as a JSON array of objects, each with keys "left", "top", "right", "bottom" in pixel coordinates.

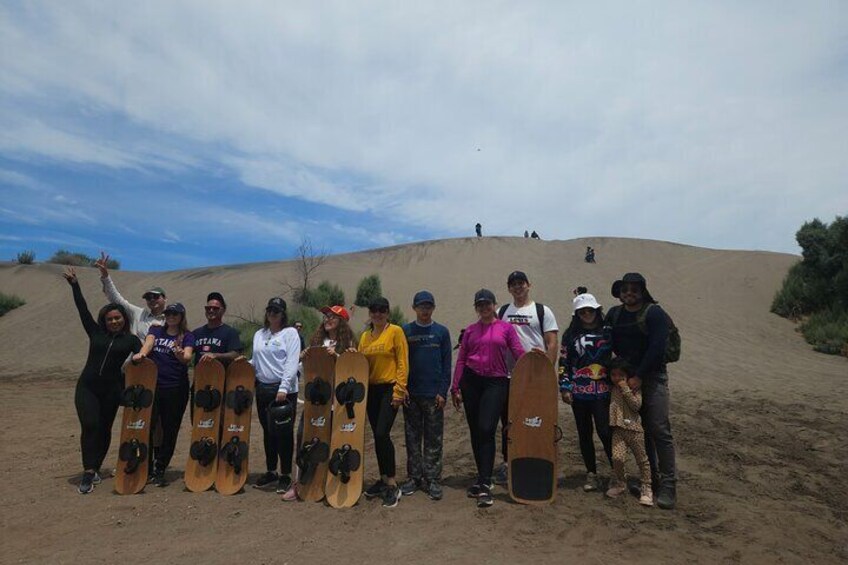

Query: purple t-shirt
[{"left": 147, "top": 326, "right": 196, "bottom": 388}]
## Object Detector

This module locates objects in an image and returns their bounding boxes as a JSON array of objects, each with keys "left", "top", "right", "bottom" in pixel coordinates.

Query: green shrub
[
  {"left": 299, "top": 281, "right": 345, "bottom": 309},
  {"left": 289, "top": 305, "right": 321, "bottom": 345},
  {"left": 47, "top": 249, "right": 120, "bottom": 269},
  {"left": 16, "top": 250, "right": 35, "bottom": 264},
  {"left": 232, "top": 319, "right": 261, "bottom": 358},
  {"left": 800, "top": 308, "right": 848, "bottom": 355},
  {"left": 0, "top": 292, "right": 25, "bottom": 317},
  {"left": 355, "top": 274, "right": 382, "bottom": 307},
  {"left": 388, "top": 305, "right": 407, "bottom": 326}
]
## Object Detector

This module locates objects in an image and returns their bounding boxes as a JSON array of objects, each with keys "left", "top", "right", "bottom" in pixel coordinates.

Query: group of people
[{"left": 65, "top": 252, "right": 677, "bottom": 511}]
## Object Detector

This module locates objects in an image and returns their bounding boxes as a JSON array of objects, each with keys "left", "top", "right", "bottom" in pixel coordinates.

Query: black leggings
[
  {"left": 571, "top": 397, "right": 613, "bottom": 474},
  {"left": 366, "top": 383, "right": 398, "bottom": 478},
  {"left": 151, "top": 382, "right": 190, "bottom": 473},
  {"left": 460, "top": 373, "right": 509, "bottom": 484},
  {"left": 74, "top": 379, "right": 121, "bottom": 471},
  {"left": 255, "top": 383, "right": 298, "bottom": 475}
]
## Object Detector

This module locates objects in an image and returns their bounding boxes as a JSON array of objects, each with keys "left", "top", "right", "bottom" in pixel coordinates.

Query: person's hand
[
  {"left": 173, "top": 344, "right": 185, "bottom": 357},
  {"left": 434, "top": 395, "right": 446, "bottom": 410},
  {"left": 390, "top": 397, "right": 403, "bottom": 410},
  {"left": 627, "top": 376, "right": 642, "bottom": 390},
  {"left": 326, "top": 346, "right": 339, "bottom": 358},
  {"left": 345, "top": 347, "right": 357, "bottom": 353},
  {"left": 132, "top": 353, "right": 146, "bottom": 363},
  {"left": 94, "top": 251, "right": 110, "bottom": 279},
  {"left": 531, "top": 347, "right": 545, "bottom": 354},
  {"left": 62, "top": 266, "right": 77, "bottom": 285},
  {"left": 276, "top": 392, "right": 287, "bottom": 403},
  {"left": 561, "top": 391, "right": 573, "bottom": 405},
  {"left": 451, "top": 390, "right": 463, "bottom": 411},
  {"left": 199, "top": 353, "right": 217, "bottom": 364},
  {"left": 299, "top": 349, "right": 308, "bottom": 360}
]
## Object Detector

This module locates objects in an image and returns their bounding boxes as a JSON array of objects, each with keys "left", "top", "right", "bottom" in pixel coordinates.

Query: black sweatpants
[
  {"left": 366, "top": 383, "right": 399, "bottom": 478},
  {"left": 74, "top": 379, "right": 122, "bottom": 471},
  {"left": 460, "top": 373, "right": 509, "bottom": 484},
  {"left": 151, "top": 381, "right": 190, "bottom": 474},
  {"left": 255, "top": 383, "right": 298, "bottom": 475},
  {"left": 571, "top": 396, "right": 613, "bottom": 474}
]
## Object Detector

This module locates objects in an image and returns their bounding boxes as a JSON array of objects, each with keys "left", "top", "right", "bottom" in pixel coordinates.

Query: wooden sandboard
[
  {"left": 215, "top": 358, "right": 255, "bottom": 495},
  {"left": 507, "top": 350, "right": 559, "bottom": 505},
  {"left": 324, "top": 352, "right": 369, "bottom": 508},
  {"left": 296, "top": 347, "right": 336, "bottom": 502},
  {"left": 184, "top": 359, "right": 225, "bottom": 493},
  {"left": 115, "top": 358, "right": 157, "bottom": 495}
]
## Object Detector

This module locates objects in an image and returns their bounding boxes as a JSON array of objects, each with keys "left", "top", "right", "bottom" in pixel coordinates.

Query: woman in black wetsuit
[{"left": 64, "top": 267, "right": 141, "bottom": 494}]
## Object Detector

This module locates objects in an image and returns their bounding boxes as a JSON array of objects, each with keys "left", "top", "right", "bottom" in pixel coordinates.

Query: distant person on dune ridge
[
  {"left": 606, "top": 272, "right": 677, "bottom": 510},
  {"left": 451, "top": 288, "right": 526, "bottom": 508},
  {"left": 559, "top": 291, "right": 613, "bottom": 493},
  {"left": 400, "top": 290, "right": 452, "bottom": 501},
  {"left": 95, "top": 251, "right": 166, "bottom": 342},
  {"left": 475, "top": 223, "right": 482, "bottom": 237},
  {"left": 585, "top": 247, "right": 596, "bottom": 263},
  {"left": 63, "top": 267, "right": 142, "bottom": 494},
  {"left": 531, "top": 231, "right": 540, "bottom": 239}
]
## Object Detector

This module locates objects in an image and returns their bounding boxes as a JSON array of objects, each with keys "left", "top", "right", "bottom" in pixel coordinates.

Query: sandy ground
[{"left": 1, "top": 237, "right": 846, "bottom": 564}]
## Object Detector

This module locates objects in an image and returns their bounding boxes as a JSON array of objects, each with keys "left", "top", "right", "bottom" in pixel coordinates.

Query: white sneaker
[{"left": 583, "top": 472, "right": 599, "bottom": 492}]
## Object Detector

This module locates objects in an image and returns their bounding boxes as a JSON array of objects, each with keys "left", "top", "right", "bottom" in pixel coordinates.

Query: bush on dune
[
  {"left": 772, "top": 216, "right": 848, "bottom": 356},
  {"left": 16, "top": 250, "right": 35, "bottom": 264},
  {"left": 48, "top": 249, "right": 120, "bottom": 269},
  {"left": 0, "top": 292, "right": 25, "bottom": 316}
]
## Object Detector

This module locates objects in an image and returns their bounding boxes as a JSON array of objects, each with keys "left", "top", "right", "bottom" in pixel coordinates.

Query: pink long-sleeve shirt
[{"left": 451, "top": 319, "right": 526, "bottom": 393}]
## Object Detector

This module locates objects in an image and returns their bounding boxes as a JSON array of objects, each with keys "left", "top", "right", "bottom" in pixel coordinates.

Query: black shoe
[
  {"left": 276, "top": 474, "right": 293, "bottom": 494},
  {"left": 427, "top": 480, "right": 443, "bottom": 501},
  {"left": 400, "top": 478, "right": 422, "bottom": 496},
  {"left": 493, "top": 462, "right": 508, "bottom": 485},
  {"left": 656, "top": 485, "right": 676, "bottom": 510},
  {"left": 78, "top": 472, "right": 95, "bottom": 494},
  {"left": 466, "top": 481, "right": 493, "bottom": 498},
  {"left": 92, "top": 471, "right": 103, "bottom": 485},
  {"left": 382, "top": 485, "right": 401, "bottom": 508},
  {"left": 253, "top": 471, "right": 278, "bottom": 489},
  {"left": 150, "top": 472, "right": 168, "bottom": 488},
  {"left": 364, "top": 480, "right": 388, "bottom": 499},
  {"left": 477, "top": 484, "right": 494, "bottom": 507}
]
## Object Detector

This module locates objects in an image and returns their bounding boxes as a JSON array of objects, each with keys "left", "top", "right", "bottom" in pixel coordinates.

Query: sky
[{"left": 1, "top": 2, "right": 846, "bottom": 271}]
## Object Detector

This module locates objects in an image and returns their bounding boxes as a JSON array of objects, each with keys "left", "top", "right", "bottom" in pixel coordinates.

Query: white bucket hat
[{"left": 573, "top": 293, "right": 601, "bottom": 312}]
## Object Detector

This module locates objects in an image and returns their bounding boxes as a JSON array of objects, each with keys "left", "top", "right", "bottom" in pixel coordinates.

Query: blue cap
[
  {"left": 413, "top": 290, "right": 435, "bottom": 307},
  {"left": 164, "top": 302, "right": 185, "bottom": 314},
  {"left": 474, "top": 288, "right": 496, "bottom": 304}
]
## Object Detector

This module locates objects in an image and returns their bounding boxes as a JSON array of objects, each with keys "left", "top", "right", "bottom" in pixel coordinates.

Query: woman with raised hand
[
  {"left": 63, "top": 267, "right": 141, "bottom": 494},
  {"left": 559, "top": 291, "right": 613, "bottom": 493},
  {"left": 250, "top": 297, "right": 301, "bottom": 495},
  {"left": 132, "top": 302, "right": 194, "bottom": 486},
  {"left": 450, "top": 289, "right": 526, "bottom": 508},
  {"left": 358, "top": 297, "right": 409, "bottom": 509}
]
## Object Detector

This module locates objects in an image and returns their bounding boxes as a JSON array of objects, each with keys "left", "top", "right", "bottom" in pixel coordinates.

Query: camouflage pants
[{"left": 403, "top": 396, "right": 444, "bottom": 481}]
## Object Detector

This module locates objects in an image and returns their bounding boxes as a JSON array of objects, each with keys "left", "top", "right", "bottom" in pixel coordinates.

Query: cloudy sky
[{"left": 1, "top": 2, "right": 846, "bottom": 270}]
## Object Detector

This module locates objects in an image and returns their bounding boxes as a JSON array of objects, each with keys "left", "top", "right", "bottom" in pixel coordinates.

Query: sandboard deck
[
  {"left": 324, "top": 351, "right": 369, "bottom": 508},
  {"left": 215, "top": 358, "right": 255, "bottom": 496},
  {"left": 507, "top": 350, "right": 559, "bottom": 505},
  {"left": 184, "top": 359, "right": 225, "bottom": 493},
  {"left": 115, "top": 358, "right": 157, "bottom": 495},
  {"left": 296, "top": 347, "right": 336, "bottom": 502}
]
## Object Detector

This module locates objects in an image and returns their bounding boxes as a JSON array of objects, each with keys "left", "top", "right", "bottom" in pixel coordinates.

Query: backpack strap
[
  {"left": 536, "top": 302, "right": 546, "bottom": 335},
  {"left": 497, "top": 304, "right": 508, "bottom": 320}
]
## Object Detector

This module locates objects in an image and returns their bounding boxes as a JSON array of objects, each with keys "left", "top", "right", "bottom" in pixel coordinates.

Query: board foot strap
[
  {"left": 334, "top": 378, "right": 365, "bottom": 419},
  {"left": 120, "top": 385, "right": 153, "bottom": 411},
  {"left": 220, "top": 437, "right": 248, "bottom": 475},
  {"left": 328, "top": 444, "right": 361, "bottom": 484},
  {"left": 195, "top": 385, "right": 222, "bottom": 412},
  {"left": 305, "top": 377, "right": 332, "bottom": 406},
  {"left": 190, "top": 437, "right": 218, "bottom": 467},
  {"left": 296, "top": 437, "right": 330, "bottom": 484},
  {"left": 118, "top": 439, "right": 148, "bottom": 474},
  {"left": 226, "top": 385, "right": 253, "bottom": 416}
]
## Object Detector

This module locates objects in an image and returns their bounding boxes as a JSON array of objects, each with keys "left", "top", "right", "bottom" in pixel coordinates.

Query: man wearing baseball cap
[
  {"left": 94, "top": 251, "right": 166, "bottom": 341},
  {"left": 192, "top": 292, "right": 243, "bottom": 367},
  {"left": 400, "top": 290, "right": 452, "bottom": 500}
]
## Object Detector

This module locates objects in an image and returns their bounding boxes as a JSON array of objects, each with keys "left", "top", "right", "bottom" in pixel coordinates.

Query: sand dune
[{"left": 1, "top": 237, "right": 846, "bottom": 564}]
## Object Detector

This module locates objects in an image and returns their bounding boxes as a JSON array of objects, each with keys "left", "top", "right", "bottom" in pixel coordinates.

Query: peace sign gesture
[{"left": 94, "top": 251, "right": 110, "bottom": 278}]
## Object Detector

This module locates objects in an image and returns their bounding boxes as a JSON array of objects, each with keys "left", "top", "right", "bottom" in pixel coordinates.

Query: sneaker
[
  {"left": 253, "top": 471, "right": 278, "bottom": 489},
  {"left": 92, "top": 471, "right": 103, "bottom": 485},
  {"left": 466, "top": 481, "right": 493, "bottom": 498},
  {"left": 583, "top": 472, "right": 599, "bottom": 492},
  {"left": 477, "top": 484, "right": 494, "bottom": 507},
  {"left": 151, "top": 473, "right": 168, "bottom": 488},
  {"left": 400, "top": 478, "right": 422, "bottom": 496},
  {"left": 382, "top": 485, "right": 401, "bottom": 508},
  {"left": 427, "top": 480, "right": 443, "bottom": 501},
  {"left": 281, "top": 484, "right": 299, "bottom": 502},
  {"left": 364, "top": 480, "right": 388, "bottom": 499},
  {"left": 78, "top": 472, "right": 95, "bottom": 494},
  {"left": 656, "top": 485, "right": 676, "bottom": 510},
  {"left": 606, "top": 479, "right": 626, "bottom": 498},
  {"left": 493, "top": 462, "right": 508, "bottom": 485},
  {"left": 639, "top": 485, "right": 654, "bottom": 507},
  {"left": 276, "top": 474, "right": 293, "bottom": 494}
]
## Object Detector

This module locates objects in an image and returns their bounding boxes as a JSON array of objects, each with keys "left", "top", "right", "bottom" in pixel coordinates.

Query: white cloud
[{"left": 1, "top": 1, "right": 846, "bottom": 254}]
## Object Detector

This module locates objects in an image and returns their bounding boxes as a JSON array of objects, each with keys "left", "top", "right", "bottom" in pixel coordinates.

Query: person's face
[
  {"left": 204, "top": 300, "right": 224, "bottom": 323},
  {"left": 610, "top": 368, "right": 628, "bottom": 385},
  {"left": 165, "top": 311, "right": 182, "bottom": 329},
  {"left": 508, "top": 280, "right": 530, "bottom": 302},
  {"left": 104, "top": 309, "right": 125, "bottom": 334},
  {"left": 475, "top": 300, "right": 495, "bottom": 320},
  {"left": 266, "top": 308, "right": 283, "bottom": 327},
  {"left": 294, "top": 323, "right": 303, "bottom": 333},
  {"left": 145, "top": 293, "right": 166, "bottom": 314},
  {"left": 323, "top": 314, "right": 340, "bottom": 332},
  {"left": 369, "top": 306, "right": 389, "bottom": 326},
  {"left": 414, "top": 303, "right": 434, "bottom": 324},
  {"left": 577, "top": 307, "right": 598, "bottom": 326},
  {"left": 619, "top": 282, "right": 643, "bottom": 306}
]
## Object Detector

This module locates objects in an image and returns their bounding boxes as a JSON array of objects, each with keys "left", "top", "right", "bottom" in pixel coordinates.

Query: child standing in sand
[{"left": 605, "top": 357, "right": 653, "bottom": 506}]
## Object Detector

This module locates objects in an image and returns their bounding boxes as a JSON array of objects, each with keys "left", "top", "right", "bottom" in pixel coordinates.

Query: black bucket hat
[{"left": 611, "top": 272, "right": 656, "bottom": 303}]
